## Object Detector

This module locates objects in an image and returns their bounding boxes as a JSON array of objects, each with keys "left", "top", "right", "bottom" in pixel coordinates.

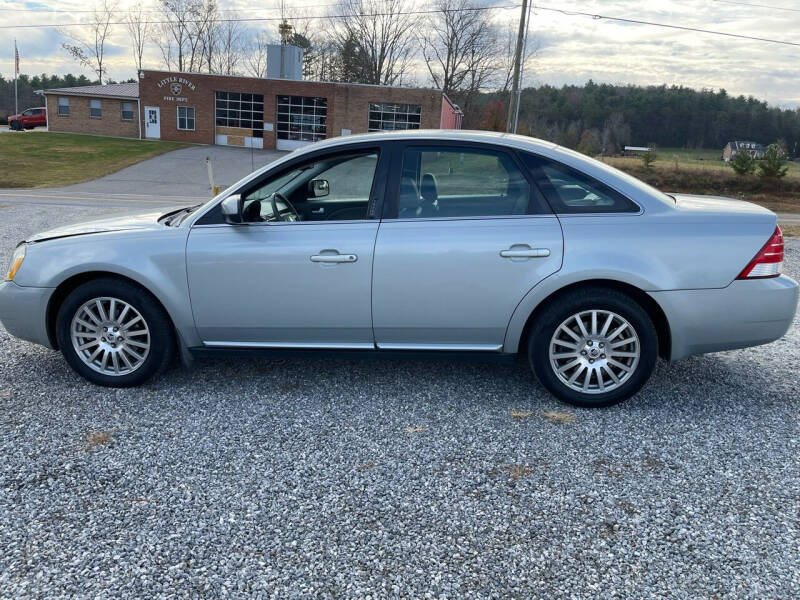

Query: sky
[{"left": 0, "top": 0, "right": 798, "bottom": 108}]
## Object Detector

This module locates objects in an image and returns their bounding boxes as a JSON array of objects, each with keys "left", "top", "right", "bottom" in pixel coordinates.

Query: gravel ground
[{"left": 0, "top": 201, "right": 798, "bottom": 599}]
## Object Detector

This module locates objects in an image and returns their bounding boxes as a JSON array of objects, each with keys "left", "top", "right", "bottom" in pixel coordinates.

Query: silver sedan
[{"left": 1, "top": 131, "right": 797, "bottom": 407}]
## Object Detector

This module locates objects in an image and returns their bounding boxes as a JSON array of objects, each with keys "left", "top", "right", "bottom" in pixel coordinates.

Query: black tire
[
  {"left": 10, "top": 120, "right": 21, "bottom": 131},
  {"left": 55, "top": 278, "right": 175, "bottom": 387},
  {"left": 528, "top": 287, "right": 658, "bottom": 408}
]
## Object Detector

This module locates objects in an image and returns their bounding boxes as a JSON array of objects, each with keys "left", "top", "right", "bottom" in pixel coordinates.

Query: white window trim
[
  {"left": 57, "top": 96, "right": 70, "bottom": 116},
  {"left": 121, "top": 101, "right": 134, "bottom": 121},
  {"left": 177, "top": 105, "right": 195, "bottom": 131},
  {"left": 89, "top": 99, "right": 102, "bottom": 119}
]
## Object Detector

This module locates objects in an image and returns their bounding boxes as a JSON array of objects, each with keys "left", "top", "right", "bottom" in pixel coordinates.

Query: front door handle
[
  {"left": 310, "top": 207, "right": 325, "bottom": 214},
  {"left": 310, "top": 252, "right": 357, "bottom": 263},
  {"left": 500, "top": 245, "right": 550, "bottom": 259}
]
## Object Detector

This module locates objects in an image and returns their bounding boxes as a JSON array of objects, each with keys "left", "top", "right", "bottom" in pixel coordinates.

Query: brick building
[{"left": 42, "top": 70, "right": 462, "bottom": 150}]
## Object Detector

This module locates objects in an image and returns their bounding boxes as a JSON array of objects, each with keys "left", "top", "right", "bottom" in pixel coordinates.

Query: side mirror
[
  {"left": 221, "top": 194, "right": 244, "bottom": 224},
  {"left": 309, "top": 179, "right": 330, "bottom": 198}
]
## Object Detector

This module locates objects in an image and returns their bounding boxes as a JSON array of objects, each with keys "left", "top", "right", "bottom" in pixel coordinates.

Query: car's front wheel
[
  {"left": 56, "top": 278, "right": 175, "bottom": 387},
  {"left": 528, "top": 287, "right": 658, "bottom": 408}
]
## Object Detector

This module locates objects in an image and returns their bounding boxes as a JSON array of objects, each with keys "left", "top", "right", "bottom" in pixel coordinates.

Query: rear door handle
[
  {"left": 500, "top": 246, "right": 550, "bottom": 258},
  {"left": 310, "top": 207, "right": 325, "bottom": 214},
  {"left": 310, "top": 252, "right": 357, "bottom": 263}
]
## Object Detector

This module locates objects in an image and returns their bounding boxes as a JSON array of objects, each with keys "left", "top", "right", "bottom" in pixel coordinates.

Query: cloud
[{"left": 0, "top": 0, "right": 797, "bottom": 106}]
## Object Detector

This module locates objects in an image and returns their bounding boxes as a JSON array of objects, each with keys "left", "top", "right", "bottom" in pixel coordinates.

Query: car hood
[{"left": 25, "top": 208, "right": 177, "bottom": 243}]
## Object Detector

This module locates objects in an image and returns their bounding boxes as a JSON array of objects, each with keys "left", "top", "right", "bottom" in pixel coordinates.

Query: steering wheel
[{"left": 270, "top": 191, "right": 300, "bottom": 222}]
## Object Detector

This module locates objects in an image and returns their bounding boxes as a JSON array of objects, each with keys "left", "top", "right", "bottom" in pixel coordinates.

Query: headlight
[{"left": 6, "top": 243, "right": 26, "bottom": 281}]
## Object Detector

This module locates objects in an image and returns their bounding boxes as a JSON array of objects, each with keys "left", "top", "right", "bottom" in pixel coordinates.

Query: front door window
[{"left": 241, "top": 151, "right": 379, "bottom": 222}]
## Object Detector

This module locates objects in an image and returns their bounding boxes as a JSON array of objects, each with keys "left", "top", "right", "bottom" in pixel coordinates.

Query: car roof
[{"left": 305, "top": 129, "right": 559, "bottom": 154}]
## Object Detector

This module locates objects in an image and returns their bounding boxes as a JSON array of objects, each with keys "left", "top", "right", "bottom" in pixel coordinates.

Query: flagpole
[{"left": 14, "top": 39, "right": 18, "bottom": 116}]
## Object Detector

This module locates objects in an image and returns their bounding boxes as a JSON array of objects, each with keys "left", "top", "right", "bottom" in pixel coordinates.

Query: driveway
[{"left": 0, "top": 144, "right": 285, "bottom": 211}]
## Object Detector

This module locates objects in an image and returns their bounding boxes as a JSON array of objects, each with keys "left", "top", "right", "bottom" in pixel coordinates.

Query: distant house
[
  {"left": 723, "top": 141, "right": 766, "bottom": 162},
  {"left": 623, "top": 146, "right": 652, "bottom": 156}
]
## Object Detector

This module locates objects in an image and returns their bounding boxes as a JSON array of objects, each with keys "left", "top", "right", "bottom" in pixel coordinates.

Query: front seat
[{"left": 419, "top": 173, "right": 439, "bottom": 217}]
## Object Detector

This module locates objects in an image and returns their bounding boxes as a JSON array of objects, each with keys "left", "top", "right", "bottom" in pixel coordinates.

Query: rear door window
[{"left": 394, "top": 146, "right": 541, "bottom": 219}]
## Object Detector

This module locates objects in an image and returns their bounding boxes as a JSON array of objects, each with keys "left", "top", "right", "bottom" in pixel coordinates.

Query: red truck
[{"left": 8, "top": 107, "right": 47, "bottom": 130}]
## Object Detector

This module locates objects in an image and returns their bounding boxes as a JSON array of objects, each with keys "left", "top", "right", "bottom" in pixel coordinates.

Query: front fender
[{"left": 15, "top": 228, "right": 201, "bottom": 348}]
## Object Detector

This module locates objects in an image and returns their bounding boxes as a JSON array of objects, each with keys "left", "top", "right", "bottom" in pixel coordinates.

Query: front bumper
[
  {"left": 0, "top": 281, "right": 55, "bottom": 348},
  {"left": 650, "top": 275, "right": 799, "bottom": 360}
]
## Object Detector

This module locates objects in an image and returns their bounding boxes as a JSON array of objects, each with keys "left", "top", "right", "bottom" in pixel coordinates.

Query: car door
[
  {"left": 371, "top": 141, "right": 564, "bottom": 350},
  {"left": 186, "top": 142, "right": 390, "bottom": 348}
]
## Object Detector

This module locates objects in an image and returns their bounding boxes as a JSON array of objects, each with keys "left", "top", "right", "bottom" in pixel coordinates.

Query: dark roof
[{"left": 41, "top": 83, "right": 139, "bottom": 99}]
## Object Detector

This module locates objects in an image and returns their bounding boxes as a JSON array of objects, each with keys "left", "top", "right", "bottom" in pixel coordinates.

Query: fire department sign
[{"left": 157, "top": 76, "right": 196, "bottom": 103}]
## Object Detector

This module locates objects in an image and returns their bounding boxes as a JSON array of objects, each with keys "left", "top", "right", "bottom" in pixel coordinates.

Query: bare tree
[
  {"left": 497, "top": 17, "right": 536, "bottom": 93},
  {"left": 334, "top": 0, "right": 416, "bottom": 85},
  {"left": 153, "top": 0, "right": 217, "bottom": 72},
  {"left": 126, "top": 4, "right": 151, "bottom": 72},
  {"left": 212, "top": 17, "right": 245, "bottom": 75},
  {"left": 420, "top": 0, "right": 498, "bottom": 98},
  {"left": 244, "top": 30, "right": 272, "bottom": 78},
  {"left": 60, "top": 0, "right": 118, "bottom": 83}
]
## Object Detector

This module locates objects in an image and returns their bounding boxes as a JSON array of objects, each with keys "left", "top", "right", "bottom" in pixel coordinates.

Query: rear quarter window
[{"left": 522, "top": 152, "right": 640, "bottom": 214}]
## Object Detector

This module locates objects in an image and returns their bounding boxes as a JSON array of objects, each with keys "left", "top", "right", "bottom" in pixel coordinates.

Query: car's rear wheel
[
  {"left": 528, "top": 287, "right": 658, "bottom": 408},
  {"left": 56, "top": 278, "right": 175, "bottom": 387}
]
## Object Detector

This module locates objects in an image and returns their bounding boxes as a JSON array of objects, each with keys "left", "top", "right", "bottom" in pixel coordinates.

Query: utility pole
[{"left": 506, "top": 0, "right": 529, "bottom": 134}]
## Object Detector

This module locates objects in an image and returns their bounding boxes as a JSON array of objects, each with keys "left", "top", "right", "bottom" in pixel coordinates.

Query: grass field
[
  {"left": 605, "top": 147, "right": 800, "bottom": 178},
  {"left": 0, "top": 131, "right": 189, "bottom": 188},
  {"left": 599, "top": 148, "right": 800, "bottom": 214}
]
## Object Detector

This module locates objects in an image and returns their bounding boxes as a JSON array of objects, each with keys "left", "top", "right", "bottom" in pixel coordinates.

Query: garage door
[
  {"left": 276, "top": 95, "right": 327, "bottom": 151},
  {"left": 214, "top": 91, "right": 264, "bottom": 149}
]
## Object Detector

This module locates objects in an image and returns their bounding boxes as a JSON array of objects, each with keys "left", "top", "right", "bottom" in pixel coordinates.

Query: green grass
[{"left": 0, "top": 131, "right": 189, "bottom": 188}]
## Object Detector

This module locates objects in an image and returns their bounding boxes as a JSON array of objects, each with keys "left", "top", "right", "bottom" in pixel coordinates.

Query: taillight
[{"left": 737, "top": 225, "right": 784, "bottom": 279}]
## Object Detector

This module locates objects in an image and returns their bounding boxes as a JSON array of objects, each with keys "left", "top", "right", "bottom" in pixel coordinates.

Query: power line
[
  {"left": 533, "top": 3, "right": 800, "bottom": 48},
  {"left": 711, "top": 0, "right": 800, "bottom": 13},
  {"left": 0, "top": 3, "right": 522, "bottom": 29},
  {"left": 0, "top": 0, "right": 341, "bottom": 13},
  {"left": 1, "top": 0, "right": 799, "bottom": 51}
]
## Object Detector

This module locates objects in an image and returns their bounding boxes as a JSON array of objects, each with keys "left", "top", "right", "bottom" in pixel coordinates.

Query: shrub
[
  {"left": 729, "top": 150, "right": 756, "bottom": 175},
  {"left": 758, "top": 143, "right": 788, "bottom": 179},
  {"left": 641, "top": 148, "right": 657, "bottom": 169}
]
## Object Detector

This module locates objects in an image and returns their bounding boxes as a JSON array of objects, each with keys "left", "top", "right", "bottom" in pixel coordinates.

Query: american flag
[{"left": 14, "top": 40, "right": 19, "bottom": 76}]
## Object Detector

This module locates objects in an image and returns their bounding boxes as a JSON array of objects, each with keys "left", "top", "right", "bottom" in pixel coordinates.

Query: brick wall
[
  {"left": 45, "top": 95, "right": 139, "bottom": 138},
  {"left": 138, "top": 70, "right": 445, "bottom": 149}
]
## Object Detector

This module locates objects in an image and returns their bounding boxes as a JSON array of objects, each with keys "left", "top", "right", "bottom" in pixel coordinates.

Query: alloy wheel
[
  {"left": 70, "top": 297, "right": 151, "bottom": 376},
  {"left": 548, "top": 309, "right": 640, "bottom": 394}
]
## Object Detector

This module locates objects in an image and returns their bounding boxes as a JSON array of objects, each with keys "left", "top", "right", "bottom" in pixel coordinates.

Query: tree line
[
  {"left": 0, "top": 73, "right": 135, "bottom": 119},
  {"left": 474, "top": 81, "right": 800, "bottom": 155}
]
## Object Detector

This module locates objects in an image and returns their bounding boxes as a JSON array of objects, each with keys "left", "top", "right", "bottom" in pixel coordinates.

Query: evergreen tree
[
  {"left": 758, "top": 143, "right": 789, "bottom": 179},
  {"left": 729, "top": 149, "right": 756, "bottom": 175}
]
